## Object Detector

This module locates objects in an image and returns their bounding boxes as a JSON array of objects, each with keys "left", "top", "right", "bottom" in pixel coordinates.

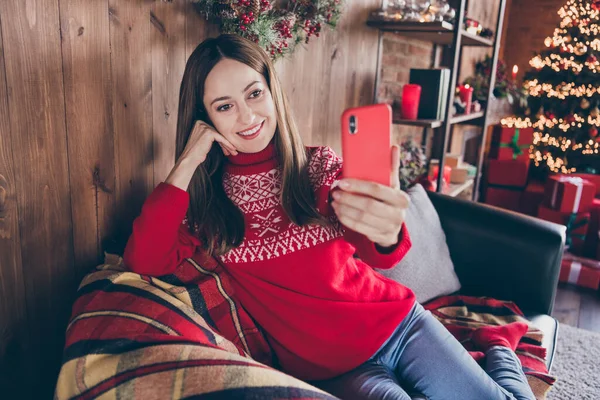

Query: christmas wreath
[{"left": 192, "top": 0, "right": 344, "bottom": 60}]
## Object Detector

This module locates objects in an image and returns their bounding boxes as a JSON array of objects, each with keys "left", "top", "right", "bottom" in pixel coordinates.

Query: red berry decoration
[
  {"left": 588, "top": 55, "right": 598, "bottom": 64},
  {"left": 196, "top": 0, "right": 342, "bottom": 60},
  {"left": 590, "top": 127, "right": 599, "bottom": 138},
  {"left": 593, "top": 0, "right": 600, "bottom": 11},
  {"left": 566, "top": 114, "right": 576, "bottom": 124}
]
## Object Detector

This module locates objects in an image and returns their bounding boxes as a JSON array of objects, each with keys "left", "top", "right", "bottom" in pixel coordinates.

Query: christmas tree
[{"left": 516, "top": 0, "right": 600, "bottom": 175}]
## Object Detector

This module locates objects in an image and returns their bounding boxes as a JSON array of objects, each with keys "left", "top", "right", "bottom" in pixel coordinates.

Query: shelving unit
[{"left": 369, "top": 0, "right": 507, "bottom": 201}]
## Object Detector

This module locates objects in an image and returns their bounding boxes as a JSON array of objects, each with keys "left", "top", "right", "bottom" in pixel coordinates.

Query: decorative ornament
[
  {"left": 565, "top": 114, "right": 576, "bottom": 124},
  {"left": 588, "top": 55, "right": 598, "bottom": 64},
  {"left": 591, "top": 107, "right": 600, "bottom": 118},
  {"left": 573, "top": 19, "right": 579, "bottom": 27},
  {"left": 593, "top": 0, "right": 600, "bottom": 11},
  {"left": 192, "top": 0, "right": 344, "bottom": 61},
  {"left": 546, "top": 111, "right": 556, "bottom": 120},
  {"left": 589, "top": 127, "right": 598, "bottom": 138},
  {"left": 581, "top": 98, "right": 591, "bottom": 110}
]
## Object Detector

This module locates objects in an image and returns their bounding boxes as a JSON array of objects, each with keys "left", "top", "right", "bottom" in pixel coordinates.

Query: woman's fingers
[
  {"left": 337, "top": 179, "right": 409, "bottom": 208},
  {"left": 212, "top": 132, "right": 238, "bottom": 155},
  {"left": 331, "top": 200, "right": 394, "bottom": 232},
  {"left": 331, "top": 189, "right": 407, "bottom": 219}
]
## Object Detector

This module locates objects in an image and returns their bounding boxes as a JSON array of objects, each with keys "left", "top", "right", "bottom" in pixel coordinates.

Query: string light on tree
[{"left": 503, "top": 2, "right": 599, "bottom": 174}]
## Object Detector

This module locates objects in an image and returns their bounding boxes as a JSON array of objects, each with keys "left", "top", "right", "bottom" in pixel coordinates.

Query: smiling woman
[
  {"left": 169, "top": 34, "right": 328, "bottom": 256},
  {"left": 121, "top": 33, "right": 537, "bottom": 400},
  {"left": 203, "top": 59, "right": 277, "bottom": 153}
]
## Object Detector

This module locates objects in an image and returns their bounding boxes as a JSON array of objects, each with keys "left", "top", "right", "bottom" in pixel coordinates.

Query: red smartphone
[{"left": 341, "top": 103, "right": 393, "bottom": 186}]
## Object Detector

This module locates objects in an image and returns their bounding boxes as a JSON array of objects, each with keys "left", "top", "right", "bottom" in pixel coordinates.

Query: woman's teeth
[{"left": 238, "top": 121, "right": 262, "bottom": 136}]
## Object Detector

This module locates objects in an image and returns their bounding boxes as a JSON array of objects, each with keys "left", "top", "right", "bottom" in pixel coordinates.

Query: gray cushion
[{"left": 376, "top": 184, "right": 461, "bottom": 303}]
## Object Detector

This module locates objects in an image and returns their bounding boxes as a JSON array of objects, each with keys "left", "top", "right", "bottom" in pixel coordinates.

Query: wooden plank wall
[{"left": 0, "top": 0, "right": 381, "bottom": 397}]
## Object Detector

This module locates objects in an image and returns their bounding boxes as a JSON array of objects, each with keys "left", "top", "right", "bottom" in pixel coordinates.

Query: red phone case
[{"left": 341, "top": 103, "right": 392, "bottom": 186}]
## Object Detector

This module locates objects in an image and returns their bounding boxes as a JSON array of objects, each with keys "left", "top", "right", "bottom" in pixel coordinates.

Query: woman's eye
[
  {"left": 217, "top": 104, "right": 232, "bottom": 112},
  {"left": 250, "top": 89, "right": 262, "bottom": 98}
]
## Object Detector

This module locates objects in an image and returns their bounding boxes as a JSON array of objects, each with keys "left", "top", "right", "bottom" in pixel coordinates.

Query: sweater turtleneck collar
[{"left": 224, "top": 140, "right": 278, "bottom": 175}]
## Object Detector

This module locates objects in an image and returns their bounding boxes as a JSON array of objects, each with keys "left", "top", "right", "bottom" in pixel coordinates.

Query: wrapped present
[
  {"left": 489, "top": 126, "right": 534, "bottom": 162},
  {"left": 544, "top": 175, "right": 596, "bottom": 213},
  {"left": 560, "top": 256, "right": 600, "bottom": 290},
  {"left": 571, "top": 173, "right": 600, "bottom": 197},
  {"left": 445, "top": 154, "right": 463, "bottom": 168},
  {"left": 519, "top": 181, "right": 545, "bottom": 216},
  {"left": 538, "top": 206, "right": 589, "bottom": 254},
  {"left": 484, "top": 186, "right": 522, "bottom": 212},
  {"left": 583, "top": 198, "right": 600, "bottom": 260},
  {"left": 451, "top": 164, "right": 469, "bottom": 184},
  {"left": 486, "top": 159, "right": 529, "bottom": 188}
]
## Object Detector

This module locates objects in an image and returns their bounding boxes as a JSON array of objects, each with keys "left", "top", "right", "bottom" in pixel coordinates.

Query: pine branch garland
[{"left": 192, "top": 0, "right": 344, "bottom": 61}]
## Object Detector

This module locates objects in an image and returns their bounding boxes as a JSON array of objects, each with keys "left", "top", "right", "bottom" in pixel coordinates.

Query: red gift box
[
  {"left": 519, "top": 181, "right": 545, "bottom": 216},
  {"left": 544, "top": 175, "right": 596, "bottom": 213},
  {"left": 538, "top": 205, "right": 590, "bottom": 254},
  {"left": 489, "top": 126, "right": 534, "bottom": 162},
  {"left": 484, "top": 186, "right": 522, "bottom": 212},
  {"left": 560, "top": 256, "right": 600, "bottom": 290},
  {"left": 583, "top": 198, "right": 600, "bottom": 260},
  {"left": 571, "top": 173, "right": 600, "bottom": 197},
  {"left": 486, "top": 159, "right": 529, "bottom": 187}
]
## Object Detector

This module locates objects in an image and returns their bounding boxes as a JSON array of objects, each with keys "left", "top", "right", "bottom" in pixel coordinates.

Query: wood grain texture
[
  {"left": 0, "top": 1, "right": 386, "bottom": 396},
  {"left": 0, "top": 0, "right": 75, "bottom": 397},
  {"left": 60, "top": 0, "right": 116, "bottom": 276},
  {"left": 0, "top": 10, "right": 28, "bottom": 399},
  {"left": 276, "top": 0, "right": 381, "bottom": 154},
  {"left": 109, "top": 0, "right": 154, "bottom": 254},
  {"left": 151, "top": 0, "right": 187, "bottom": 184}
]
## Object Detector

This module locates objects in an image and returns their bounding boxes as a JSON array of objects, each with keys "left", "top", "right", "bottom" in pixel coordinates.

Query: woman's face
[{"left": 203, "top": 58, "right": 277, "bottom": 154}]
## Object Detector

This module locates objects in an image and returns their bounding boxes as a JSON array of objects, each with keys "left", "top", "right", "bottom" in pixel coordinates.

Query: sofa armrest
[{"left": 427, "top": 191, "right": 565, "bottom": 315}]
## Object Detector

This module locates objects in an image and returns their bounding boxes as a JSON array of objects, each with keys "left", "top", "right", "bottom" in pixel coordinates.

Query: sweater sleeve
[
  {"left": 123, "top": 182, "right": 201, "bottom": 276},
  {"left": 308, "top": 146, "right": 412, "bottom": 270}
]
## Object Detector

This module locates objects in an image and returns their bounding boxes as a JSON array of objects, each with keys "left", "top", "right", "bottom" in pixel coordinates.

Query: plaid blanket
[
  {"left": 424, "top": 295, "right": 557, "bottom": 400},
  {"left": 56, "top": 254, "right": 556, "bottom": 399},
  {"left": 55, "top": 253, "right": 337, "bottom": 399}
]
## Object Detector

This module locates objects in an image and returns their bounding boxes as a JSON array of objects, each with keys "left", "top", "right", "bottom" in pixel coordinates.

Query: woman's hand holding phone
[{"left": 331, "top": 145, "right": 409, "bottom": 249}]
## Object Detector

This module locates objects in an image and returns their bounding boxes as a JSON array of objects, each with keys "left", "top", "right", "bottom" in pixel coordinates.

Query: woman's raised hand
[
  {"left": 165, "top": 121, "right": 238, "bottom": 191},
  {"left": 180, "top": 120, "right": 238, "bottom": 166}
]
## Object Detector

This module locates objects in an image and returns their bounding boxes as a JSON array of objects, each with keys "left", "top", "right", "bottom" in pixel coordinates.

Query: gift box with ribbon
[
  {"left": 484, "top": 186, "right": 522, "bottom": 212},
  {"left": 544, "top": 175, "right": 596, "bottom": 214},
  {"left": 489, "top": 126, "right": 534, "bottom": 162},
  {"left": 486, "top": 159, "right": 530, "bottom": 188},
  {"left": 560, "top": 255, "right": 600, "bottom": 290},
  {"left": 538, "top": 205, "right": 589, "bottom": 254}
]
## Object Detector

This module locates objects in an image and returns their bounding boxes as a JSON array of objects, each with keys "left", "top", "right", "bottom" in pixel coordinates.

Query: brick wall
[
  {"left": 378, "top": 33, "right": 434, "bottom": 145},
  {"left": 502, "top": 0, "right": 565, "bottom": 81}
]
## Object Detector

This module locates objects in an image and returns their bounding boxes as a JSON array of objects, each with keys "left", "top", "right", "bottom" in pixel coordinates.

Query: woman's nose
[{"left": 238, "top": 103, "right": 256, "bottom": 125}]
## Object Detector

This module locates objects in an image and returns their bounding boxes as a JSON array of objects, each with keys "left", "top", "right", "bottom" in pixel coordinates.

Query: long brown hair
[{"left": 175, "top": 34, "right": 327, "bottom": 256}]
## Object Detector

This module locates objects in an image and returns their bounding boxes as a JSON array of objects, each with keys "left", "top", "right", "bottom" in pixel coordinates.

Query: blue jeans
[{"left": 313, "top": 302, "right": 536, "bottom": 400}]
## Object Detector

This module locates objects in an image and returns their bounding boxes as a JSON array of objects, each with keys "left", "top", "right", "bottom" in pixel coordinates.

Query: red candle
[
  {"left": 401, "top": 84, "right": 421, "bottom": 120},
  {"left": 512, "top": 65, "right": 518, "bottom": 82},
  {"left": 458, "top": 84, "right": 474, "bottom": 115}
]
